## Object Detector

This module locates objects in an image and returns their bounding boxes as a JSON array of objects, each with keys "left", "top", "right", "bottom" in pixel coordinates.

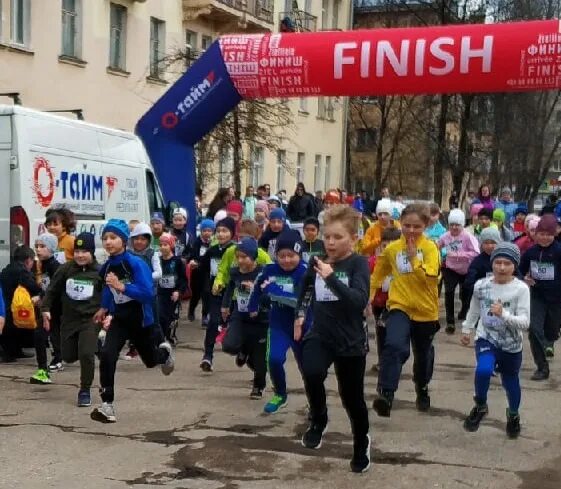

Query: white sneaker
[
  {"left": 159, "top": 342, "right": 175, "bottom": 376},
  {"left": 90, "top": 402, "right": 116, "bottom": 423}
]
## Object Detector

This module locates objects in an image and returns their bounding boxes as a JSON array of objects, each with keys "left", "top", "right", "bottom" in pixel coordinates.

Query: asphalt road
[{"left": 1, "top": 312, "right": 560, "bottom": 489}]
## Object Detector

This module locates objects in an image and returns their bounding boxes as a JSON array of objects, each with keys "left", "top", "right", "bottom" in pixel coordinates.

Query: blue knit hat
[
  {"left": 200, "top": 219, "right": 216, "bottom": 232},
  {"left": 515, "top": 204, "right": 528, "bottom": 216},
  {"left": 103, "top": 219, "right": 129, "bottom": 244},
  {"left": 275, "top": 230, "right": 302, "bottom": 255},
  {"left": 150, "top": 212, "right": 165, "bottom": 225},
  {"left": 236, "top": 237, "right": 258, "bottom": 260},
  {"left": 270, "top": 208, "right": 286, "bottom": 221}
]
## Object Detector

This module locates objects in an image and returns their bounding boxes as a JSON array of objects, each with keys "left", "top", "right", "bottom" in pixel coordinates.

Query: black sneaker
[
  {"left": 372, "top": 390, "right": 393, "bottom": 417},
  {"left": 301, "top": 420, "right": 328, "bottom": 449},
  {"left": 506, "top": 409, "right": 521, "bottom": 439},
  {"left": 350, "top": 434, "right": 371, "bottom": 473},
  {"left": 445, "top": 323, "right": 456, "bottom": 335},
  {"left": 250, "top": 387, "right": 263, "bottom": 400},
  {"left": 463, "top": 403, "right": 488, "bottom": 432},
  {"left": 415, "top": 386, "right": 431, "bottom": 412},
  {"left": 235, "top": 352, "right": 247, "bottom": 368},
  {"left": 530, "top": 368, "right": 549, "bottom": 381}
]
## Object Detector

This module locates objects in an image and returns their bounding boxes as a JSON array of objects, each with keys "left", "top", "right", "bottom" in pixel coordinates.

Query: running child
[
  {"left": 188, "top": 219, "right": 215, "bottom": 323},
  {"left": 461, "top": 242, "right": 529, "bottom": 438},
  {"left": 369, "top": 227, "right": 402, "bottom": 372},
  {"left": 249, "top": 230, "right": 309, "bottom": 414},
  {"left": 221, "top": 238, "right": 269, "bottom": 399},
  {"left": 91, "top": 219, "right": 174, "bottom": 423},
  {"left": 199, "top": 217, "right": 236, "bottom": 372},
  {"left": 370, "top": 203, "right": 440, "bottom": 417},
  {"left": 518, "top": 214, "right": 561, "bottom": 380},
  {"left": 30, "top": 232, "right": 61, "bottom": 384},
  {"left": 41, "top": 233, "right": 103, "bottom": 407},
  {"left": 437, "top": 209, "right": 480, "bottom": 334},
  {"left": 158, "top": 233, "right": 188, "bottom": 343},
  {"left": 170, "top": 207, "right": 194, "bottom": 263},
  {"left": 259, "top": 208, "right": 290, "bottom": 260},
  {"left": 301, "top": 217, "right": 325, "bottom": 265},
  {"left": 45, "top": 207, "right": 76, "bottom": 263},
  {"left": 512, "top": 205, "right": 528, "bottom": 239},
  {"left": 296, "top": 205, "right": 371, "bottom": 473}
]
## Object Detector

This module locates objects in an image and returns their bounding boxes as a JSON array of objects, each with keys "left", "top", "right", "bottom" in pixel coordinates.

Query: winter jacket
[{"left": 287, "top": 193, "right": 316, "bottom": 222}]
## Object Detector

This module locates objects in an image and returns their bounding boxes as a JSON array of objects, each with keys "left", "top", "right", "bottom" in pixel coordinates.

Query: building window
[
  {"left": 356, "top": 128, "right": 377, "bottom": 150},
  {"left": 321, "top": 0, "right": 328, "bottom": 29},
  {"left": 299, "top": 97, "right": 308, "bottom": 113},
  {"left": 332, "top": 0, "right": 339, "bottom": 29},
  {"left": 317, "top": 97, "right": 326, "bottom": 119},
  {"left": 324, "top": 155, "right": 331, "bottom": 189},
  {"left": 61, "top": 0, "right": 81, "bottom": 58},
  {"left": 109, "top": 3, "right": 127, "bottom": 70},
  {"left": 276, "top": 150, "right": 286, "bottom": 191},
  {"left": 150, "top": 17, "right": 166, "bottom": 78},
  {"left": 326, "top": 97, "right": 335, "bottom": 120},
  {"left": 314, "top": 154, "right": 322, "bottom": 190},
  {"left": 185, "top": 29, "right": 198, "bottom": 66},
  {"left": 201, "top": 35, "right": 212, "bottom": 51},
  {"left": 296, "top": 152, "right": 305, "bottom": 184},
  {"left": 11, "top": 0, "right": 30, "bottom": 46},
  {"left": 250, "top": 146, "right": 264, "bottom": 188}
]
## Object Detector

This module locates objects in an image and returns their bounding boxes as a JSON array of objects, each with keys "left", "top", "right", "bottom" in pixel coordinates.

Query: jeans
[{"left": 377, "top": 310, "right": 439, "bottom": 393}]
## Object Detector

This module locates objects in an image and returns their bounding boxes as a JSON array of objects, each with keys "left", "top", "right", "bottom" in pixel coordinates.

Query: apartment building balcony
[
  {"left": 183, "top": 0, "right": 273, "bottom": 32},
  {"left": 279, "top": 10, "right": 317, "bottom": 32}
]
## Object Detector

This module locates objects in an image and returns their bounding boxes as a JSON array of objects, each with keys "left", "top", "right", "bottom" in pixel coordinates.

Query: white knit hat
[
  {"left": 376, "top": 199, "right": 392, "bottom": 215},
  {"left": 448, "top": 209, "right": 466, "bottom": 227}
]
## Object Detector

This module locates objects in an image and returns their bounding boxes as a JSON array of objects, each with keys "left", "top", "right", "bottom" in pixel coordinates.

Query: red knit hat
[
  {"left": 536, "top": 214, "right": 557, "bottom": 235},
  {"left": 226, "top": 200, "right": 243, "bottom": 217},
  {"left": 159, "top": 232, "right": 177, "bottom": 249}
]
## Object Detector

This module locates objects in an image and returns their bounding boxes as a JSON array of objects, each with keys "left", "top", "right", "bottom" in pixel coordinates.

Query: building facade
[
  {"left": 0, "top": 0, "right": 184, "bottom": 131},
  {"left": 184, "top": 0, "right": 351, "bottom": 198}
]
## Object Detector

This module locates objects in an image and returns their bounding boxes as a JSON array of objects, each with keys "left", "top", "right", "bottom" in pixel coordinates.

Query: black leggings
[
  {"left": 99, "top": 317, "right": 168, "bottom": 403},
  {"left": 302, "top": 337, "right": 369, "bottom": 440},
  {"left": 188, "top": 269, "right": 209, "bottom": 318}
]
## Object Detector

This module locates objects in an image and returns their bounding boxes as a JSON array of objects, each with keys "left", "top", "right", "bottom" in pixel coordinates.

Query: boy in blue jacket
[
  {"left": 249, "top": 230, "right": 310, "bottom": 414},
  {"left": 519, "top": 214, "right": 561, "bottom": 381},
  {"left": 91, "top": 219, "right": 175, "bottom": 423}
]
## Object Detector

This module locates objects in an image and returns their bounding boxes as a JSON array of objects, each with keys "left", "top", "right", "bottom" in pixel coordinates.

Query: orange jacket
[{"left": 361, "top": 220, "right": 401, "bottom": 256}]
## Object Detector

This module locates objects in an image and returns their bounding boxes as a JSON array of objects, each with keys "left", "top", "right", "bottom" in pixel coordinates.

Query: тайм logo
[{"left": 161, "top": 71, "right": 216, "bottom": 129}]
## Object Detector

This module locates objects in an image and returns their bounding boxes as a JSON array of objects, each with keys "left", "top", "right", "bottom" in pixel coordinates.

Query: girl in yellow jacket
[
  {"left": 370, "top": 202, "right": 440, "bottom": 418},
  {"left": 361, "top": 199, "right": 400, "bottom": 257}
]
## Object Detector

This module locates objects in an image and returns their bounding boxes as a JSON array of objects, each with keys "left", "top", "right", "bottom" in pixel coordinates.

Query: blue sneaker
[
  {"left": 264, "top": 394, "right": 287, "bottom": 414},
  {"left": 77, "top": 389, "right": 91, "bottom": 407}
]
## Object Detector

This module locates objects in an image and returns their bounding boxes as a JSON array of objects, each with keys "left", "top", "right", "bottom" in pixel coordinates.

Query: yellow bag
[{"left": 11, "top": 285, "right": 36, "bottom": 329}]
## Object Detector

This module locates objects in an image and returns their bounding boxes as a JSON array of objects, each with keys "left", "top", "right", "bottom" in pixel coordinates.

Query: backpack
[{"left": 11, "top": 285, "right": 36, "bottom": 329}]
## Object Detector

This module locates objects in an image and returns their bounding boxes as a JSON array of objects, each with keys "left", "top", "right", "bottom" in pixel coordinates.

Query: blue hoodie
[
  {"left": 100, "top": 250, "right": 155, "bottom": 326},
  {"left": 248, "top": 261, "right": 311, "bottom": 331}
]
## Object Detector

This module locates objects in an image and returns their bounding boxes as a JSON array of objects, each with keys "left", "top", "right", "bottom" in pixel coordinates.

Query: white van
[{"left": 0, "top": 105, "right": 166, "bottom": 267}]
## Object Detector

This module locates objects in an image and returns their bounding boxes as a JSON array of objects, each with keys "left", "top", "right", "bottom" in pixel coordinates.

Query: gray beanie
[
  {"left": 491, "top": 242, "right": 520, "bottom": 267},
  {"left": 480, "top": 227, "right": 501, "bottom": 244},
  {"left": 36, "top": 232, "right": 58, "bottom": 255}
]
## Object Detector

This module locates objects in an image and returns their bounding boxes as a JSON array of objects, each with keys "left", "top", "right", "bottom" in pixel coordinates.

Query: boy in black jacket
[
  {"left": 0, "top": 246, "right": 42, "bottom": 363},
  {"left": 158, "top": 233, "right": 188, "bottom": 343},
  {"left": 188, "top": 219, "right": 215, "bottom": 324},
  {"left": 259, "top": 208, "right": 289, "bottom": 259},
  {"left": 199, "top": 217, "right": 236, "bottom": 371},
  {"left": 519, "top": 214, "right": 561, "bottom": 380},
  {"left": 221, "top": 238, "right": 268, "bottom": 399},
  {"left": 30, "top": 233, "right": 61, "bottom": 384},
  {"left": 301, "top": 217, "right": 326, "bottom": 265},
  {"left": 296, "top": 205, "right": 371, "bottom": 474}
]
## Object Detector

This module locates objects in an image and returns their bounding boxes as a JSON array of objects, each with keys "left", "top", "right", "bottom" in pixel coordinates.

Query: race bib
[
  {"left": 66, "top": 278, "right": 94, "bottom": 301},
  {"left": 55, "top": 251, "right": 66, "bottom": 264},
  {"left": 275, "top": 276, "right": 294, "bottom": 294},
  {"left": 40, "top": 275, "right": 50, "bottom": 292},
  {"left": 315, "top": 274, "right": 349, "bottom": 302},
  {"left": 480, "top": 301, "right": 501, "bottom": 328},
  {"left": 530, "top": 261, "right": 555, "bottom": 281},
  {"left": 236, "top": 292, "right": 250, "bottom": 312},
  {"left": 396, "top": 250, "right": 423, "bottom": 274},
  {"left": 199, "top": 246, "right": 208, "bottom": 257},
  {"left": 159, "top": 275, "right": 176, "bottom": 289},
  {"left": 210, "top": 258, "right": 219, "bottom": 277}
]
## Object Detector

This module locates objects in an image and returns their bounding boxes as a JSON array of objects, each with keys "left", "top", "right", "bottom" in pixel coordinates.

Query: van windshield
[{"left": 146, "top": 170, "right": 164, "bottom": 216}]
